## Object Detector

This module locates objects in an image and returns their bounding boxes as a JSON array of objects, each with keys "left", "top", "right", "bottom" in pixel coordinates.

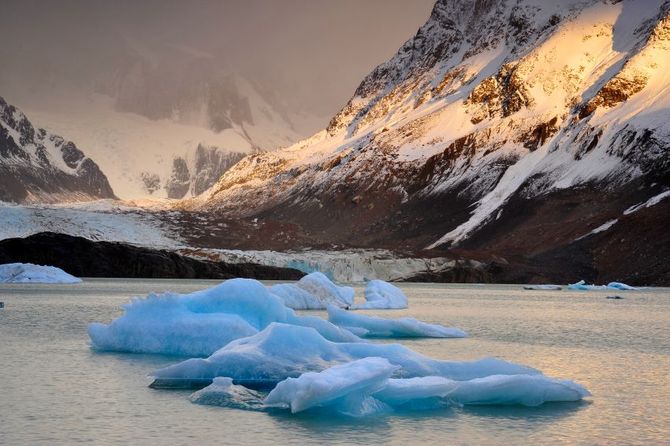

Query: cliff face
[{"left": 0, "top": 96, "right": 115, "bottom": 203}]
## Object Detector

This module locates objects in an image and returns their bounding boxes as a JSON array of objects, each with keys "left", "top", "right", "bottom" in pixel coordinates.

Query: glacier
[
  {"left": 328, "top": 305, "right": 466, "bottom": 338},
  {"left": 196, "top": 358, "right": 590, "bottom": 416},
  {"left": 151, "top": 323, "right": 537, "bottom": 387},
  {"left": 357, "top": 280, "right": 408, "bottom": 309},
  {"left": 269, "top": 272, "right": 355, "bottom": 310},
  {"left": 88, "top": 278, "right": 359, "bottom": 357},
  {"left": 0, "top": 263, "right": 81, "bottom": 284}
]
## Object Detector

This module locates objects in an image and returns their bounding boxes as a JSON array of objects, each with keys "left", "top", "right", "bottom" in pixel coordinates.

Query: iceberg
[
  {"left": 88, "top": 278, "right": 359, "bottom": 357},
  {"left": 264, "top": 357, "right": 398, "bottom": 414},
  {"left": 523, "top": 285, "right": 562, "bottom": 291},
  {"left": 357, "top": 280, "right": 408, "bottom": 309},
  {"left": 151, "top": 323, "right": 537, "bottom": 387},
  {"left": 606, "top": 282, "right": 638, "bottom": 291},
  {"left": 269, "top": 272, "right": 355, "bottom": 310},
  {"left": 328, "top": 305, "right": 466, "bottom": 338},
  {"left": 0, "top": 262, "right": 81, "bottom": 284},
  {"left": 199, "top": 359, "right": 590, "bottom": 416},
  {"left": 568, "top": 280, "right": 638, "bottom": 291}
]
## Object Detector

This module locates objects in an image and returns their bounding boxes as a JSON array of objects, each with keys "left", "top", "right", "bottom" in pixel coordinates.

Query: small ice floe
[
  {"left": 0, "top": 263, "right": 81, "bottom": 284},
  {"left": 523, "top": 285, "right": 562, "bottom": 291},
  {"left": 269, "top": 272, "right": 355, "bottom": 310},
  {"left": 257, "top": 358, "right": 591, "bottom": 416},
  {"left": 568, "top": 280, "right": 638, "bottom": 291},
  {"left": 88, "top": 278, "right": 359, "bottom": 357},
  {"left": 151, "top": 323, "right": 537, "bottom": 389},
  {"left": 356, "top": 280, "right": 408, "bottom": 309},
  {"left": 328, "top": 305, "right": 466, "bottom": 338}
]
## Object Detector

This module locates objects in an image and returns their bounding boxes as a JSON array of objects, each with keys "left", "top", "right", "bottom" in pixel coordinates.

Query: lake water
[{"left": 1, "top": 279, "right": 669, "bottom": 445}]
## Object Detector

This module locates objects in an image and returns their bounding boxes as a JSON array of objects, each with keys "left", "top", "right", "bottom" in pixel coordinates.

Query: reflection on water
[{"left": 1, "top": 279, "right": 669, "bottom": 444}]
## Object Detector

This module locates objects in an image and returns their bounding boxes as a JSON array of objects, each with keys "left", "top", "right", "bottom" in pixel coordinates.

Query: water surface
[{"left": 1, "top": 279, "right": 668, "bottom": 444}]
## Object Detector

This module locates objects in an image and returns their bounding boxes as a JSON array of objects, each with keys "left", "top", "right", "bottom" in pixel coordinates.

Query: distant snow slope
[
  {"left": 0, "top": 263, "right": 81, "bottom": 284},
  {"left": 23, "top": 87, "right": 303, "bottom": 200},
  {"left": 0, "top": 201, "right": 179, "bottom": 248}
]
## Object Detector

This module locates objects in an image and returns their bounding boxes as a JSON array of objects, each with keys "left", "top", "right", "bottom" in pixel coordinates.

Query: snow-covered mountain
[
  {"left": 187, "top": 0, "right": 670, "bottom": 283},
  {"left": 14, "top": 45, "right": 315, "bottom": 200},
  {"left": 0, "top": 96, "right": 115, "bottom": 203}
]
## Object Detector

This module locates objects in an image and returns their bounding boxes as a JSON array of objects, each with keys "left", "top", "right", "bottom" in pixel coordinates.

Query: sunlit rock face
[
  {"left": 0, "top": 96, "right": 115, "bottom": 203},
  {"left": 181, "top": 0, "right": 670, "bottom": 285}
]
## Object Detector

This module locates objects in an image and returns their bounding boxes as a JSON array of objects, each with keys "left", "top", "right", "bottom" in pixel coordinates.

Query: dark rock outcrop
[
  {"left": 0, "top": 96, "right": 116, "bottom": 203},
  {"left": 0, "top": 232, "right": 305, "bottom": 280}
]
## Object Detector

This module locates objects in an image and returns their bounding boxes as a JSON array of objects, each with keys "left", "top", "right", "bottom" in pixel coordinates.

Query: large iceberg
[
  {"left": 88, "top": 278, "right": 359, "bottom": 357},
  {"left": 196, "top": 358, "right": 590, "bottom": 416},
  {"left": 357, "top": 280, "right": 408, "bottom": 309},
  {"left": 328, "top": 305, "right": 466, "bottom": 338},
  {"left": 151, "top": 323, "right": 537, "bottom": 387},
  {"left": 269, "top": 272, "right": 355, "bottom": 310},
  {"left": 0, "top": 263, "right": 81, "bottom": 284}
]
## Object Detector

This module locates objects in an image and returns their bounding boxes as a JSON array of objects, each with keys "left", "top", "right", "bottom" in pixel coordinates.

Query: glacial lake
[{"left": 1, "top": 279, "right": 669, "bottom": 445}]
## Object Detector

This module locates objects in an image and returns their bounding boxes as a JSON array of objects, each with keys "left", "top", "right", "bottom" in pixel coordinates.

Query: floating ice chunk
[
  {"left": 442, "top": 374, "right": 590, "bottom": 406},
  {"left": 568, "top": 280, "right": 638, "bottom": 291},
  {"left": 190, "top": 377, "right": 265, "bottom": 410},
  {"left": 523, "top": 285, "right": 562, "bottom": 290},
  {"left": 269, "top": 272, "right": 355, "bottom": 309},
  {"left": 264, "top": 357, "right": 398, "bottom": 414},
  {"left": 151, "top": 323, "right": 537, "bottom": 387},
  {"left": 376, "top": 375, "right": 590, "bottom": 407},
  {"left": 328, "top": 305, "right": 466, "bottom": 338},
  {"left": 88, "top": 278, "right": 359, "bottom": 356},
  {"left": 0, "top": 263, "right": 81, "bottom": 284},
  {"left": 357, "top": 280, "right": 408, "bottom": 309},
  {"left": 567, "top": 280, "right": 609, "bottom": 291},
  {"left": 606, "top": 282, "right": 637, "bottom": 291},
  {"left": 260, "top": 360, "right": 590, "bottom": 417}
]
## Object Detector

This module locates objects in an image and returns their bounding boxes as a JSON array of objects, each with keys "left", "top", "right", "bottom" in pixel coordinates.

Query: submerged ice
[
  {"left": 88, "top": 278, "right": 359, "bottom": 357},
  {"left": 0, "top": 262, "right": 81, "bottom": 284},
  {"left": 328, "top": 305, "right": 466, "bottom": 338}
]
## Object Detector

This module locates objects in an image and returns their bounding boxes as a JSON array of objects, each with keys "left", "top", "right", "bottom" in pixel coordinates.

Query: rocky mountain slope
[
  {"left": 0, "top": 96, "right": 115, "bottom": 203},
  {"left": 183, "top": 0, "right": 670, "bottom": 284}
]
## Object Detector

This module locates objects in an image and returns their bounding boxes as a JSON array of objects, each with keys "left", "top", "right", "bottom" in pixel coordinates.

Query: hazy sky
[{"left": 0, "top": 0, "right": 435, "bottom": 119}]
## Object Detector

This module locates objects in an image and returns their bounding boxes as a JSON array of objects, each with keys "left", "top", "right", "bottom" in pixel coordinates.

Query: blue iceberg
[
  {"left": 88, "top": 278, "right": 359, "bottom": 357},
  {"left": 328, "top": 305, "right": 466, "bottom": 338},
  {"left": 357, "top": 280, "right": 408, "bottom": 309},
  {"left": 269, "top": 272, "right": 355, "bottom": 310},
  {"left": 151, "top": 323, "right": 537, "bottom": 387}
]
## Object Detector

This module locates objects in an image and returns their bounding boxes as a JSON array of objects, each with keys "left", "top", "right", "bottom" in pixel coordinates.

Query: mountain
[
  {"left": 187, "top": 0, "right": 670, "bottom": 284},
  {"left": 15, "top": 45, "right": 316, "bottom": 200},
  {"left": 0, "top": 96, "right": 115, "bottom": 203}
]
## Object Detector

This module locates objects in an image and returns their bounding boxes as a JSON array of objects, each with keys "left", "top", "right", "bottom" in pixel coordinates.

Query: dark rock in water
[
  {"left": 0, "top": 232, "right": 304, "bottom": 280},
  {"left": 0, "top": 302, "right": 4, "bottom": 308}
]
